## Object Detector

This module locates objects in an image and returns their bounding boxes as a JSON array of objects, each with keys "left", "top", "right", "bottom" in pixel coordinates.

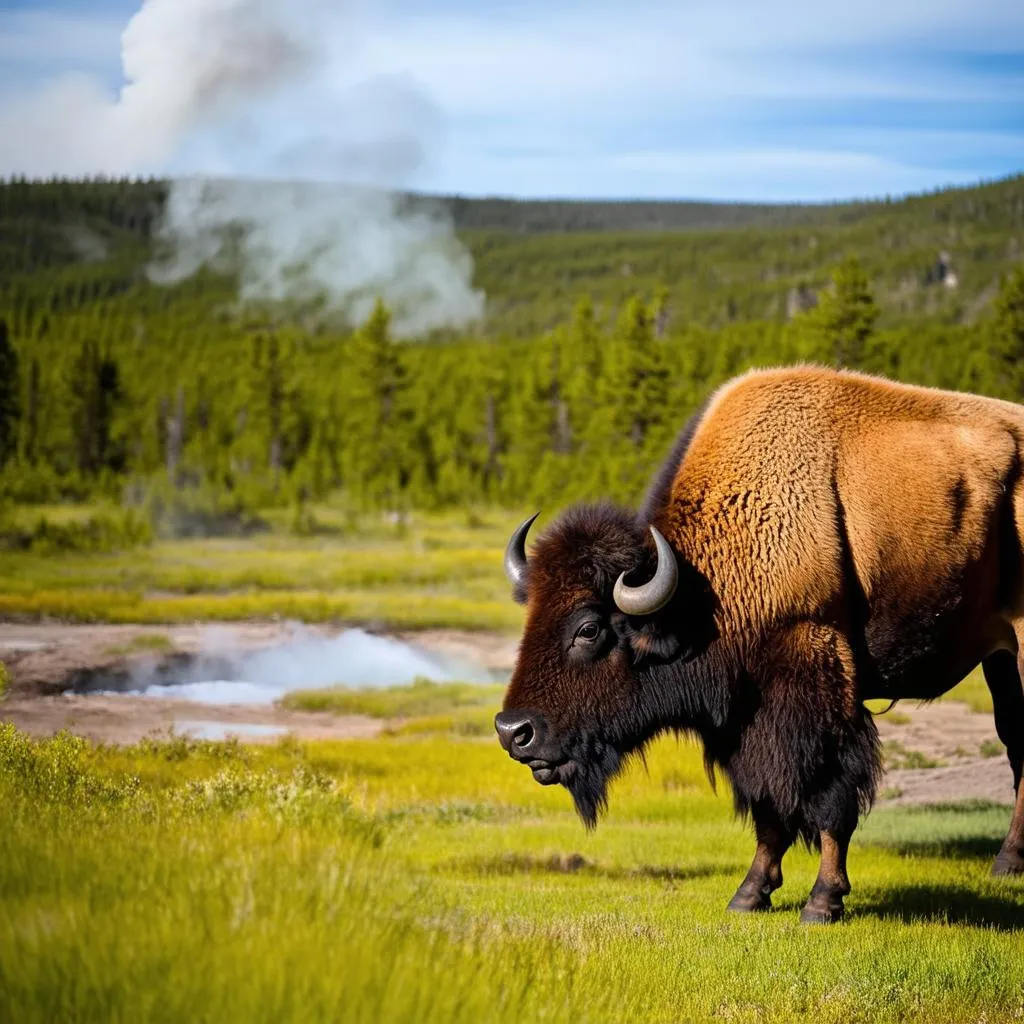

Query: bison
[{"left": 495, "top": 365, "right": 1024, "bottom": 923}]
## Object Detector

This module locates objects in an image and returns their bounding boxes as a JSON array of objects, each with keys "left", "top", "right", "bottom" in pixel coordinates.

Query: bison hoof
[
  {"left": 799, "top": 894, "right": 845, "bottom": 925},
  {"left": 727, "top": 882, "right": 773, "bottom": 914},
  {"left": 991, "top": 849, "right": 1024, "bottom": 877}
]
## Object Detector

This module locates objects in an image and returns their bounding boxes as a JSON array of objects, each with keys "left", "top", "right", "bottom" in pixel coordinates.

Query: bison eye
[{"left": 574, "top": 621, "right": 601, "bottom": 643}]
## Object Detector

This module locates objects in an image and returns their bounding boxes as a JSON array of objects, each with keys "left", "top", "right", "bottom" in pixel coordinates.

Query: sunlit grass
[
  {"left": 0, "top": 588, "right": 522, "bottom": 630},
  {"left": 102, "top": 632, "right": 175, "bottom": 657},
  {"left": 882, "top": 740, "right": 945, "bottom": 770},
  {"left": 940, "top": 666, "right": 994, "bottom": 714},
  {"left": 281, "top": 679, "right": 506, "bottom": 718},
  {"left": 0, "top": 507, "right": 529, "bottom": 631},
  {"left": 2, "top": 722, "right": 1024, "bottom": 1023}
]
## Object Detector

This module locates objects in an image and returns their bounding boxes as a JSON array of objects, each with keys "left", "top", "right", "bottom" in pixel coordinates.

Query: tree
[
  {"left": 0, "top": 318, "right": 20, "bottom": 467},
  {"left": 561, "top": 295, "right": 603, "bottom": 451},
  {"left": 581, "top": 297, "right": 671, "bottom": 502},
  {"left": 341, "top": 299, "right": 412, "bottom": 509},
  {"left": 992, "top": 266, "right": 1024, "bottom": 399},
  {"left": 797, "top": 257, "right": 879, "bottom": 367},
  {"left": 69, "top": 339, "right": 121, "bottom": 475},
  {"left": 232, "top": 333, "right": 309, "bottom": 496},
  {"left": 604, "top": 297, "right": 670, "bottom": 449},
  {"left": 19, "top": 357, "right": 40, "bottom": 465}
]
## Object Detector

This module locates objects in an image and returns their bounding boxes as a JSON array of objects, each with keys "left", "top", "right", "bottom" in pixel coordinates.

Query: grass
[
  {"left": 0, "top": 506, "right": 527, "bottom": 631},
  {"left": 280, "top": 678, "right": 506, "bottom": 718},
  {"left": 102, "top": 632, "right": 175, "bottom": 657},
  {"left": 881, "top": 711, "right": 912, "bottom": 725},
  {"left": 3, "top": 721, "right": 1024, "bottom": 1023},
  {"left": 882, "top": 741, "right": 945, "bottom": 771},
  {"left": 940, "top": 667, "right": 994, "bottom": 714}
]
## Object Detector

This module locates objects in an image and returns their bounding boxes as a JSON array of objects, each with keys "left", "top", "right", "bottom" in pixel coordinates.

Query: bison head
[{"left": 495, "top": 503, "right": 685, "bottom": 827}]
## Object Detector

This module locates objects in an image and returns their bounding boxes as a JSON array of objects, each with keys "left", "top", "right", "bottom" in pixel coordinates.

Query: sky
[{"left": 0, "top": 0, "right": 1022, "bottom": 202}]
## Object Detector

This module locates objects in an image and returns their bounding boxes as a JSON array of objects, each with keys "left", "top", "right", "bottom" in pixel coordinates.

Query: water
[{"left": 86, "top": 626, "right": 495, "bottom": 706}]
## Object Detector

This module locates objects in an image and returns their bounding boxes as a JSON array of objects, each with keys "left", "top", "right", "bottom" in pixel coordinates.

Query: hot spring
[{"left": 72, "top": 626, "right": 499, "bottom": 707}]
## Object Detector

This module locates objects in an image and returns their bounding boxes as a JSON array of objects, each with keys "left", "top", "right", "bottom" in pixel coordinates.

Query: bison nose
[{"left": 494, "top": 710, "right": 545, "bottom": 757}]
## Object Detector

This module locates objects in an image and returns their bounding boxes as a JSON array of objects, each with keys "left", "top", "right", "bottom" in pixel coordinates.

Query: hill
[
  {"left": 2, "top": 174, "right": 1022, "bottom": 336},
  {"left": 0, "top": 173, "right": 1022, "bottom": 524}
]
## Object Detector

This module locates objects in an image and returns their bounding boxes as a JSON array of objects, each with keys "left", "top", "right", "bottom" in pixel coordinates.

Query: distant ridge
[
  {"left": 3, "top": 170, "right": 1023, "bottom": 235},
  {"left": 387, "top": 173, "right": 1024, "bottom": 233}
]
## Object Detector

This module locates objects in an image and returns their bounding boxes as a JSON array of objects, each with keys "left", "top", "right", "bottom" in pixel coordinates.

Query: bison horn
[
  {"left": 613, "top": 526, "right": 679, "bottom": 616},
  {"left": 504, "top": 512, "right": 539, "bottom": 589}
]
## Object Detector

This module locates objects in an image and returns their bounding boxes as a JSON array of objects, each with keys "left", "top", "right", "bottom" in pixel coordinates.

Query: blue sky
[{"left": 0, "top": 0, "right": 1022, "bottom": 201}]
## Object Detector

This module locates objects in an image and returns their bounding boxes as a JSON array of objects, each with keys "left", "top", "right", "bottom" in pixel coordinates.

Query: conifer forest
[{"left": 2, "top": 174, "right": 1024, "bottom": 541}]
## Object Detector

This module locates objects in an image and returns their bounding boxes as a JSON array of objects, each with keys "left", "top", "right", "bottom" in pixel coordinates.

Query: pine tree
[
  {"left": 19, "top": 357, "right": 40, "bottom": 465},
  {"left": 992, "top": 266, "right": 1024, "bottom": 399},
  {"left": 342, "top": 299, "right": 411, "bottom": 509},
  {"left": 232, "top": 333, "right": 309, "bottom": 496},
  {"left": 581, "top": 297, "right": 671, "bottom": 502},
  {"left": 561, "top": 296, "right": 603, "bottom": 451},
  {"left": 0, "top": 318, "right": 20, "bottom": 467},
  {"left": 503, "top": 335, "right": 558, "bottom": 503},
  {"left": 797, "top": 257, "right": 879, "bottom": 367},
  {"left": 607, "top": 297, "right": 670, "bottom": 449},
  {"left": 69, "top": 339, "right": 121, "bottom": 475}
]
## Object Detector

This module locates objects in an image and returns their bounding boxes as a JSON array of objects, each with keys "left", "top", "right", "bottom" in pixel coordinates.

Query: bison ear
[
  {"left": 613, "top": 613, "right": 682, "bottom": 663},
  {"left": 512, "top": 581, "right": 528, "bottom": 606}
]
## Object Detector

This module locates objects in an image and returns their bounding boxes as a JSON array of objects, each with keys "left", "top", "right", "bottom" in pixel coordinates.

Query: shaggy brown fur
[{"left": 498, "top": 365, "right": 1024, "bottom": 924}]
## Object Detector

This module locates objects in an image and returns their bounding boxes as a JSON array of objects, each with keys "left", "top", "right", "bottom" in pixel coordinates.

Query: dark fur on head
[{"left": 503, "top": 501, "right": 722, "bottom": 826}]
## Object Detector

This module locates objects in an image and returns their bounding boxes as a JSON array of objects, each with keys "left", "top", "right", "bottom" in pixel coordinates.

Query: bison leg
[
  {"left": 984, "top": 651, "right": 1024, "bottom": 876},
  {"left": 727, "top": 803, "right": 792, "bottom": 913},
  {"left": 800, "top": 830, "right": 852, "bottom": 925}
]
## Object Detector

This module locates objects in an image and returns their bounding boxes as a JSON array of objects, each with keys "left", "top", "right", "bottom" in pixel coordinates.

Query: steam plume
[
  {"left": 1, "top": 0, "right": 485, "bottom": 335},
  {"left": 87, "top": 626, "right": 497, "bottom": 706}
]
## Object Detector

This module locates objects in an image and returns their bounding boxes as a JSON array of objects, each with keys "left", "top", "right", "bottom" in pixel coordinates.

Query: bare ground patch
[
  {"left": 0, "top": 622, "right": 518, "bottom": 746},
  {"left": 0, "top": 693, "right": 384, "bottom": 745},
  {"left": 874, "top": 701, "right": 1013, "bottom": 806}
]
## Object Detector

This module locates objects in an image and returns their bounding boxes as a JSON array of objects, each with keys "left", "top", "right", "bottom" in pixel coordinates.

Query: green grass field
[
  {"left": 280, "top": 678, "right": 506, "bottom": 718},
  {"left": 0, "top": 507, "right": 527, "bottom": 631},
  {"left": 3, "top": 709, "right": 1023, "bottom": 1024},
  {"left": 1, "top": 503, "right": 1015, "bottom": 1019}
]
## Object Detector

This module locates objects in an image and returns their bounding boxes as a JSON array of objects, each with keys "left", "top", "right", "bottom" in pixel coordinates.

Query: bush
[{"left": 0, "top": 508, "right": 152, "bottom": 553}]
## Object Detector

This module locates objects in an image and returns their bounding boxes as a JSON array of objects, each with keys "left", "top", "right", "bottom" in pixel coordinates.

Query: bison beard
[{"left": 561, "top": 743, "right": 624, "bottom": 830}]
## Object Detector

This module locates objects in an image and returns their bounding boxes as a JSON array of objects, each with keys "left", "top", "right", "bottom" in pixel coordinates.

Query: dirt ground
[
  {"left": 0, "top": 622, "right": 518, "bottom": 745},
  {"left": 873, "top": 702, "right": 1014, "bottom": 806},
  {"left": 0, "top": 622, "right": 1015, "bottom": 806}
]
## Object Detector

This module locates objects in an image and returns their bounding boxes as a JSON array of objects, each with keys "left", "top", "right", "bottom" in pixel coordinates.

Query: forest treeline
[
  {"left": 1, "top": 176, "right": 1023, "bottom": 540},
  {"left": 3, "top": 174, "right": 1024, "bottom": 336}
]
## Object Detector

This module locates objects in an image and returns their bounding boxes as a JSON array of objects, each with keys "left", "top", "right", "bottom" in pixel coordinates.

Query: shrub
[{"left": 0, "top": 508, "right": 152, "bottom": 553}]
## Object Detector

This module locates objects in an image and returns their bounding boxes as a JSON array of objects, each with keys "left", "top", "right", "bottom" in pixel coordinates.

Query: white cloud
[
  {"left": 351, "top": 6, "right": 1024, "bottom": 118},
  {"left": 0, "top": 0, "right": 1021, "bottom": 200}
]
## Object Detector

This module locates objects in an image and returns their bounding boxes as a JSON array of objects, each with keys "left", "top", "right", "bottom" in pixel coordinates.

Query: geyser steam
[
  {"left": 0, "top": 0, "right": 485, "bottom": 335},
  {"left": 86, "top": 626, "right": 497, "bottom": 706}
]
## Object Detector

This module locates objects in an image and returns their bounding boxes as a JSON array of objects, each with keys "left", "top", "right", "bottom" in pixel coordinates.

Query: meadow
[
  {"left": 3, "top": 707, "right": 1024, "bottom": 1024},
  {"left": 0, "top": 502, "right": 1018, "bottom": 1022},
  {"left": 0, "top": 506, "right": 527, "bottom": 631}
]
